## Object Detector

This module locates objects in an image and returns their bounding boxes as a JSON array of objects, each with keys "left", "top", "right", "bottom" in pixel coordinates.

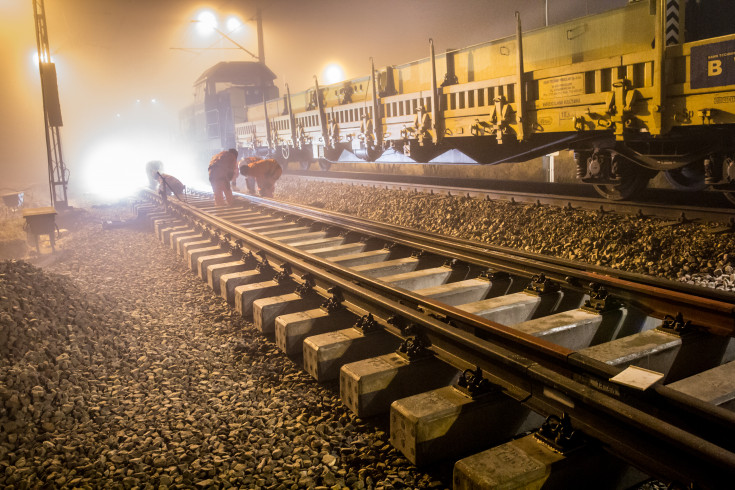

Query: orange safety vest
[
  {"left": 243, "top": 158, "right": 282, "bottom": 182},
  {"left": 208, "top": 151, "right": 238, "bottom": 181}
]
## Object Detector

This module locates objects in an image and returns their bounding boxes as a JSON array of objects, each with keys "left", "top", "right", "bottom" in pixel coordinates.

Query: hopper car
[{"left": 235, "top": 0, "right": 735, "bottom": 202}]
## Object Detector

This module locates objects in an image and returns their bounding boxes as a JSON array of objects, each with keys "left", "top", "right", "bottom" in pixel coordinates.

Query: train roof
[{"left": 194, "top": 61, "right": 276, "bottom": 86}]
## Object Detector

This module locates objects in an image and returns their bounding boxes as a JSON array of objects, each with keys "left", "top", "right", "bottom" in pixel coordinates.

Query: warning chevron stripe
[{"left": 665, "top": 0, "right": 679, "bottom": 45}]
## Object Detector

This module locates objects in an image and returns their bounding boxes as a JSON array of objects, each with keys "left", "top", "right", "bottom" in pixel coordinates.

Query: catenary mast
[{"left": 32, "top": 0, "right": 69, "bottom": 209}]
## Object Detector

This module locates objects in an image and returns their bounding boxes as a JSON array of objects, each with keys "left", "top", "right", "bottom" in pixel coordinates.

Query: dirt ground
[{"left": 0, "top": 200, "right": 131, "bottom": 264}]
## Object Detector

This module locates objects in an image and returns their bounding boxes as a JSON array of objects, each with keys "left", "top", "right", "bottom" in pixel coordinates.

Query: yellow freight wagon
[{"left": 237, "top": 0, "right": 735, "bottom": 202}]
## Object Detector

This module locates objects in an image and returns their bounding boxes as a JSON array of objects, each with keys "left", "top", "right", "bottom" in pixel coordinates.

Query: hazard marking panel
[{"left": 691, "top": 39, "right": 735, "bottom": 89}]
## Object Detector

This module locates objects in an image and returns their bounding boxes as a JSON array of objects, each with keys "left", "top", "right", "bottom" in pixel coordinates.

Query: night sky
[{"left": 0, "top": 0, "right": 627, "bottom": 203}]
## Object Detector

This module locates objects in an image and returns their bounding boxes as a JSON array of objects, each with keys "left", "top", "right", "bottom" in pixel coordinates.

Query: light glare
[
  {"left": 226, "top": 16, "right": 241, "bottom": 32},
  {"left": 323, "top": 64, "right": 344, "bottom": 84},
  {"left": 196, "top": 11, "right": 218, "bottom": 34},
  {"left": 79, "top": 138, "right": 207, "bottom": 201},
  {"left": 80, "top": 139, "right": 149, "bottom": 200},
  {"left": 31, "top": 51, "right": 53, "bottom": 65}
]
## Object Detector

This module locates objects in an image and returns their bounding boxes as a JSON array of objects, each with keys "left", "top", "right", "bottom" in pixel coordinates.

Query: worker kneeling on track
[{"left": 239, "top": 157, "right": 283, "bottom": 198}]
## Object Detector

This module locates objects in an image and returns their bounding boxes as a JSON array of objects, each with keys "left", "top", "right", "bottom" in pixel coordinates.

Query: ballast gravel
[
  {"left": 2, "top": 178, "right": 727, "bottom": 488},
  {"left": 275, "top": 177, "right": 735, "bottom": 290},
  {"left": 0, "top": 207, "right": 445, "bottom": 489}
]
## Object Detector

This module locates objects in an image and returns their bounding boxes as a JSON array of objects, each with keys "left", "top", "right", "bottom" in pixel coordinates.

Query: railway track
[{"left": 134, "top": 189, "right": 735, "bottom": 489}]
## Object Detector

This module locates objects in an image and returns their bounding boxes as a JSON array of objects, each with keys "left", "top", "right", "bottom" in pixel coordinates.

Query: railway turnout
[{"left": 135, "top": 189, "right": 735, "bottom": 488}]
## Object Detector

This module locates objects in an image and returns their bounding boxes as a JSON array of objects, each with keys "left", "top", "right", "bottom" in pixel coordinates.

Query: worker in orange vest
[
  {"left": 239, "top": 157, "right": 283, "bottom": 198},
  {"left": 208, "top": 149, "right": 239, "bottom": 206}
]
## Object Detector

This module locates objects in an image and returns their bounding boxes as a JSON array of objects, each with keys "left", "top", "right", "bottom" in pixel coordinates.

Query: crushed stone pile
[{"left": 0, "top": 260, "right": 123, "bottom": 362}]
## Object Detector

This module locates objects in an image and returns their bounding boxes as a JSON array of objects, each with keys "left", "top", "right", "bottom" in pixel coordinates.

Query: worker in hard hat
[
  {"left": 238, "top": 157, "right": 283, "bottom": 198},
  {"left": 208, "top": 149, "right": 239, "bottom": 206}
]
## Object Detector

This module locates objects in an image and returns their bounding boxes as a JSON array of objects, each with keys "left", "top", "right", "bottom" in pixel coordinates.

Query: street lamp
[
  {"left": 323, "top": 63, "right": 345, "bottom": 84},
  {"left": 225, "top": 17, "right": 241, "bottom": 33},
  {"left": 195, "top": 11, "right": 218, "bottom": 33},
  {"left": 189, "top": 19, "right": 259, "bottom": 61},
  {"left": 190, "top": 8, "right": 265, "bottom": 65}
]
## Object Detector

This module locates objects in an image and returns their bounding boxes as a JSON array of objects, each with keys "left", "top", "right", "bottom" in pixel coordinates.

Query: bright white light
[
  {"left": 79, "top": 136, "right": 210, "bottom": 201},
  {"left": 323, "top": 64, "right": 345, "bottom": 84},
  {"left": 151, "top": 98, "right": 157, "bottom": 104},
  {"left": 226, "top": 16, "right": 241, "bottom": 32},
  {"left": 196, "top": 11, "right": 218, "bottom": 34},
  {"left": 31, "top": 51, "right": 53, "bottom": 65},
  {"left": 79, "top": 139, "right": 149, "bottom": 200}
]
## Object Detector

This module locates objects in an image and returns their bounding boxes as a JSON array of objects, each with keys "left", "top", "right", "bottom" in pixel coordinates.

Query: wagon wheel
[
  {"left": 664, "top": 162, "right": 706, "bottom": 191},
  {"left": 318, "top": 159, "right": 332, "bottom": 171},
  {"left": 593, "top": 156, "right": 650, "bottom": 201},
  {"left": 366, "top": 146, "right": 382, "bottom": 162},
  {"left": 280, "top": 145, "right": 290, "bottom": 161},
  {"left": 719, "top": 157, "right": 735, "bottom": 205}
]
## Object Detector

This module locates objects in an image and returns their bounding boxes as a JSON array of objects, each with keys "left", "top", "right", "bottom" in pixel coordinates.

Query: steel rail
[
  {"left": 181, "top": 191, "right": 735, "bottom": 441},
  {"left": 206, "top": 193, "right": 735, "bottom": 336},
  {"left": 182, "top": 192, "right": 735, "bottom": 434},
  {"left": 153, "top": 192, "right": 735, "bottom": 486}
]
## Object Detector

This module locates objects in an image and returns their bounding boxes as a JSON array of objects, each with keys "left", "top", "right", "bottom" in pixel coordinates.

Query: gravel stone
[
  {"left": 0, "top": 203, "right": 447, "bottom": 488},
  {"left": 276, "top": 176, "right": 735, "bottom": 290}
]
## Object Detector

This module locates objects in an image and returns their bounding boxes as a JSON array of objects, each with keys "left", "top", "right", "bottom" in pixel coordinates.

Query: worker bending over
[
  {"left": 208, "top": 149, "right": 239, "bottom": 206},
  {"left": 156, "top": 172, "right": 185, "bottom": 202},
  {"left": 239, "top": 157, "right": 283, "bottom": 198}
]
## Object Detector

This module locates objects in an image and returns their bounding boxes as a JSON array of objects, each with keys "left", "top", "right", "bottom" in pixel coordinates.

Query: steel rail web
[
  {"left": 235, "top": 193, "right": 735, "bottom": 436},
  {"left": 151, "top": 193, "right": 735, "bottom": 485},
  {"left": 229, "top": 194, "right": 735, "bottom": 436},
  {"left": 173, "top": 193, "right": 735, "bottom": 414},
  {"left": 178, "top": 198, "right": 731, "bottom": 479},
  {"left": 217, "top": 192, "right": 735, "bottom": 336},
  {"left": 178, "top": 191, "right": 735, "bottom": 428},
  {"left": 188, "top": 194, "right": 735, "bottom": 426}
]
